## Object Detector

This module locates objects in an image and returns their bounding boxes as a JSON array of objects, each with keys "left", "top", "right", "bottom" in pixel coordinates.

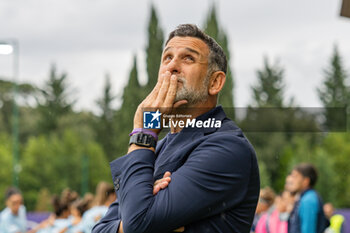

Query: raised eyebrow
[
  {"left": 184, "top": 47, "right": 200, "bottom": 56},
  {"left": 163, "top": 47, "right": 200, "bottom": 56},
  {"left": 163, "top": 46, "right": 172, "bottom": 54}
]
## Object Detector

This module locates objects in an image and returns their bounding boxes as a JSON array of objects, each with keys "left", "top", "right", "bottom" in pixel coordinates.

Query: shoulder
[
  {"left": 300, "top": 190, "right": 319, "bottom": 209},
  {"left": 301, "top": 190, "right": 318, "bottom": 202},
  {"left": 187, "top": 126, "right": 257, "bottom": 176},
  {"left": 203, "top": 119, "right": 256, "bottom": 158},
  {"left": 0, "top": 208, "right": 11, "bottom": 220}
]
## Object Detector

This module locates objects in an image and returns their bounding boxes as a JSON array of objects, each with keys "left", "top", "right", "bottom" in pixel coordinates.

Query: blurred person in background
[
  {"left": 58, "top": 195, "right": 93, "bottom": 233},
  {"left": 36, "top": 194, "right": 72, "bottom": 233},
  {"left": 81, "top": 182, "right": 116, "bottom": 233},
  {"left": 0, "top": 187, "right": 48, "bottom": 233},
  {"left": 324, "top": 202, "right": 345, "bottom": 233},
  {"left": 255, "top": 190, "right": 291, "bottom": 233},
  {"left": 49, "top": 195, "right": 71, "bottom": 232},
  {"left": 0, "top": 187, "right": 27, "bottom": 233},
  {"left": 251, "top": 187, "right": 275, "bottom": 232},
  {"left": 288, "top": 163, "right": 329, "bottom": 233}
]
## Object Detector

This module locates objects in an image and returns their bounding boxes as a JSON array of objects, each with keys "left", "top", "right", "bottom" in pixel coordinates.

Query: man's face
[
  {"left": 159, "top": 36, "right": 210, "bottom": 106},
  {"left": 323, "top": 203, "right": 334, "bottom": 219},
  {"left": 289, "top": 170, "right": 309, "bottom": 193},
  {"left": 6, "top": 194, "right": 23, "bottom": 215}
]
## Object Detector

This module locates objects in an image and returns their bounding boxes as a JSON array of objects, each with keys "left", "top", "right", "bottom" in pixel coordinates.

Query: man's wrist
[
  {"left": 129, "top": 128, "right": 159, "bottom": 141},
  {"left": 128, "top": 144, "right": 155, "bottom": 153},
  {"left": 129, "top": 133, "right": 157, "bottom": 148}
]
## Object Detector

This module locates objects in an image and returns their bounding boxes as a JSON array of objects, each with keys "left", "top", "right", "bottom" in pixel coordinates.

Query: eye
[
  {"left": 163, "top": 55, "right": 172, "bottom": 62},
  {"left": 184, "top": 55, "right": 194, "bottom": 62}
]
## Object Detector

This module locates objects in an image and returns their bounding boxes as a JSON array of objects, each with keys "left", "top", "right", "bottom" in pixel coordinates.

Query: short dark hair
[
  {"left": 5, "top": 187, "right": 21, "bottom": 200},
  {"left": 165, "top": 24, "right": 227, "bottom": 75},
  {"left": 293, "top": 163, "right": 318, "bottom": 188}
]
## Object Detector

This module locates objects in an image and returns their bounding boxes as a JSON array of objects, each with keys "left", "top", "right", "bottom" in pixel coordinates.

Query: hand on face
[{"left": 133, "top": 71, "right": 188, "bottom": 134}]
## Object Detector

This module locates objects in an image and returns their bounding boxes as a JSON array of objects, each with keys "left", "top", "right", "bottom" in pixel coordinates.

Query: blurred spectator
[
  {"left": 0, "top": 187, "right": 27, "bottom": 233},
  {"left": 287, "top": 163, "right": 329, "bottom": 233},
  {"left": 251, "top": 187, "right": 275, "bottom": 232},
  {"left": 255, "top": 191, "right": 290, "bottom": 233},
  {"left": 58, "top": 195, "right": 93, "bottom": 233},
  {"left": 81, "top": 182, "right": 116, "bottom": 232},
  {"left": 324, "top": 203, "right": 345, "bottom": 233},
  {"left": 50, "top": 195, "right": 71, "bottom": 232}
]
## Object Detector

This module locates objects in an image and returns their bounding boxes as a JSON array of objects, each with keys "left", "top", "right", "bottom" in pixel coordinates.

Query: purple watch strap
[{"left": 129, "top": 128, "right": 158, "bottom": 141}]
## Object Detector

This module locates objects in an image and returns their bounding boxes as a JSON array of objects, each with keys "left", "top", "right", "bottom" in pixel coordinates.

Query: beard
[{"left": 174, "top": 74, "right": 210, "bottom": 106}]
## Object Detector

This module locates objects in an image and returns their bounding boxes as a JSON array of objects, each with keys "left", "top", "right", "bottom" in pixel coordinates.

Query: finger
[
  {"left": 145, "top": 73, "right": 165, "bottom": 102},
  {"left": 173, "top": 100, "right": 188, "bottom": 109},
  {"left": 154, "top": 176, "right": 171, "bottom": 186},
  {"left": 159, "top": 181, "right": 170, "bottom": 189},
  {"left": 173, "top": 226, "right": 185, "bottom": 232},
  {"left": 163, "top": 171, "right": 172, "bottom": 178},
  {"left": 154, "top": 179, "right": 170, "bottom": 190},
  {"left": 153, "top": 181, "right": 169, "bottom": 195},
  {"left": 155, "top": 71, "right": 171, "bottom": 105},
  {"left": 163, "top": 74, "right": 178, "bottom": 108},
  {"left": 153, "top": 186, "right": 161, "bottom": 195}
]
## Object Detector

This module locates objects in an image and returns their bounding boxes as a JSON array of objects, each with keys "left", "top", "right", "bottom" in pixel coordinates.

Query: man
[
  {"left": 93, "top": 24, "right": 260, "bottom": 233},
  {"left": 288, "top": 163, "right": 329, "bottom": 233},
  {"left": 323, "top": 203, "right": 345, "bottom": 233},
  {"left": 0, "top": 187, "right": 27, "bottom": 233}
]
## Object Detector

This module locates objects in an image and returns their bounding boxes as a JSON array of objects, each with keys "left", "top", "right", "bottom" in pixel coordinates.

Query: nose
[{"left": 166, "top": 57, "right": 180, "bottom": 74}]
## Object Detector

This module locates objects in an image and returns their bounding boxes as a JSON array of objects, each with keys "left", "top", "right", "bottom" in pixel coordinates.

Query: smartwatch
[{"left": 129, "top": 132, "right": 157, "bottom": 148}]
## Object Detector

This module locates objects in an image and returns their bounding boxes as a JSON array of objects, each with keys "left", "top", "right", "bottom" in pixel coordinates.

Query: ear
[
  {"left": 303, "top": 177, "right": 311, "bottom": 188},
  {"left": 208, "top": 71, "right": 226, "bottom": 96}
]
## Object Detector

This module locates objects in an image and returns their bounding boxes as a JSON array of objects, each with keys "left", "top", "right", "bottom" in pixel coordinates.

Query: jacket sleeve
[
  {"left": 102, "top": 132, "right": 254, "bottom": 233},
  {"left": 299, "top": 192, "right": 319, "bottom": 233},
  {"left": 92, "top": 200, "right": 121, "bottom": 233}
]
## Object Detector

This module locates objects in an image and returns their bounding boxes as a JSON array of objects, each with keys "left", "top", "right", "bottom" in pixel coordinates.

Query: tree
[
  {"left": 37, "top": 65, "right": 74, "bottom": 134},
  {"left": 317, "top": 45, "right": 349, "bottom": 131},
  {"left": 203, "top": 6, "right": 234, "bottom": 116},
  {"left": 0, "top": 133, "right": 13, "bottom": 210},
  {"left": 20, "top": 129, "right": 110, "bottom": 210},
  {"left": 240, "top": 57, "right": 320, "bottom": 191},
  {"left": 145, "top": 5, "right": 164, "bottom": 94},
  {"left": 0, "top": 79, "right": 37, "bottom": 135},
  {"left": 252, "top": 57, "right": 286, "bottom": 108},
  {"left": 115, "top": 55, "right": 143, "bottom": 155},
  {"left": 95, "top": 74, "right": 117, "bottom": 161},
  {"left": 321, "top": 133, "right": 350, "bottom": 207}
]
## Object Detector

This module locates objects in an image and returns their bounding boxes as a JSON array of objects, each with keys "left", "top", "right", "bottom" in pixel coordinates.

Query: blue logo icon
[{"left": 143, "top": 110, "right": 161, "bottom": 129}]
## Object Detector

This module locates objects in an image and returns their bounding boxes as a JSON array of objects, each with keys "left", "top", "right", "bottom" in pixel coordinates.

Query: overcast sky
[{"left": 0, "top": 0, "right": 349, "bottom": 113}]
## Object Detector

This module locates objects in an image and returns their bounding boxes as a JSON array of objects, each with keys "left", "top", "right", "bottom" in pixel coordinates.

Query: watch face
[
  {"left": 130, "top": 133, "right": 156, "bottom": 148},
  {"left": 137, "top": 134, "right": 152, "bottom": 146}
]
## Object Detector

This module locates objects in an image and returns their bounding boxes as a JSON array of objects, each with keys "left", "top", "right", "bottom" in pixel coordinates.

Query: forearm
[
  {"left": 93, "top": 219, "right": 121, "bottom": 233},
  {"left": 92, "top": 201, "right": 122, "bottom": 233}
]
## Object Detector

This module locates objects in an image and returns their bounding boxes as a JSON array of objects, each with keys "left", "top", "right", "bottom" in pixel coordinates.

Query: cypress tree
[
  {"left": 203, "top": 5, "right": 234, "bottom": 116},
  {"left": 317, "top": 45, "right": 349, "bottom": 131},
  {"left": 115, "top": 55, "right": 142, "bottom": 154},
  {"left": 252, "top": 57, "right": 285, "bottom": 107},
  {"left": 145, "top": 5, "right": 164, "bottom": 94},
  {"left": 37, "top": 64, "right": 74, "bottom": 134},
  {"left": 95, "top": 74, "right": 117, "bottom": 161}
]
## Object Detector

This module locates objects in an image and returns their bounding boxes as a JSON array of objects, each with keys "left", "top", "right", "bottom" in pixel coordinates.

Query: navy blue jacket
[{"left": 93, "top": 106, "right": 260, "bottom": 233}]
